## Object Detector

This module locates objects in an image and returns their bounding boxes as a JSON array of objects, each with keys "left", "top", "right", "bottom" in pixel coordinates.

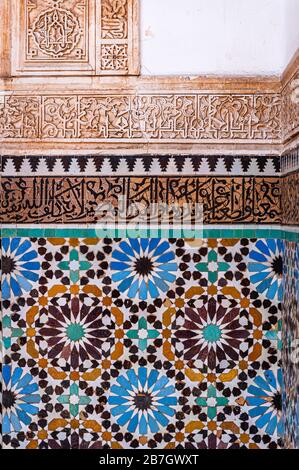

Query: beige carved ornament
[
  {"left": 0, "top": 92, "right": 282, "bottom": 142},
  {"left": 1, "top": 1, "right": 298, "bottom": 151},
  {"left": 282, "top": 72, "right": 299, "bottom": 142},
  {"left": 11, "top": 0, "right": 140, "bottom": 75}
]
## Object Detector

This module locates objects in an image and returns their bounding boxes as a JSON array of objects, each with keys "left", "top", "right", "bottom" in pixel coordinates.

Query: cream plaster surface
[{"left": 141, "top": 0, "right": 294, "bottom": 76}]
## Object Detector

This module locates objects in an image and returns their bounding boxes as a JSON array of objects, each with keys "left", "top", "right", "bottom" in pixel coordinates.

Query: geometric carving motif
[
  {"left": 96, "top": 0, "right": 139, "bottom": 74},
  {"left": 101, "top": 44, "right": 128, "bottom": 72},
  {"left": 26, "top": 0, "right": 88, "bottom": 61},
  {"left": 30, "top": 5, "right": 82, "bottom": 58},
  {"left": 11, "top": 0, "right": 139, "bottom": 75}
]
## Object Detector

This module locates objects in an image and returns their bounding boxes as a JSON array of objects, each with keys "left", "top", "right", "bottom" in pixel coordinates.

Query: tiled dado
[
  {"left": 1, "top": 235, "right": 283, "bottom": 449},
  {"left": 282, "top": 239, "right": 299, "bottom": 449}
]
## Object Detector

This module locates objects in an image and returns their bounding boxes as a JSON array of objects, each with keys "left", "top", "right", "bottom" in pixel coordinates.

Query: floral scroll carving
[
  {"left": 101, "top": 0, "right": 128, "bottom": 39},
  {"left": 282, "top": 71, "right": 299, "bottom": 142},
  {"left": 0, "top": 92, "right": 282, "bottom": 143},
  {"left": 97, "top": 0, "right": 139, "bottom": 74}
]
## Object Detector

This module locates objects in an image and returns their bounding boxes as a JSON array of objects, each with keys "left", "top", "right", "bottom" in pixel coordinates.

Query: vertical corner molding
[
  {"left": 282, "top": 49, "right": 299, "bottom": 146},
  {"left": 0, "top": 0, "right": 11, "bottom": 77},
  {"left": 9, "top": 0, "right": 140, "bottom": 76}
]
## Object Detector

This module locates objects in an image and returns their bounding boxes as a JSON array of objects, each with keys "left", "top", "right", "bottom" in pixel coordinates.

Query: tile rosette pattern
[{"left": 1, "top": 236, "right": 283, "bottom": 449}]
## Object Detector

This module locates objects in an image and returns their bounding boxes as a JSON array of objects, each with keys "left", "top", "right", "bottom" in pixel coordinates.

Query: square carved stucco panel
[{"left": 11, "top": 0, "right": 139, "bottom": 76}]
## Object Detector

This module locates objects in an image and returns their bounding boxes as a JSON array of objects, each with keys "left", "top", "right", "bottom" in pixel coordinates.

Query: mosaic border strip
[
  {"left": 281, "top": 145, "right": 299, "bottom": 226},
  {"left": 1, "top": 226, "right": 298, "bottom": 241},
  {"left": 1, "top": 155, "right": 281, "bottom": 176}
]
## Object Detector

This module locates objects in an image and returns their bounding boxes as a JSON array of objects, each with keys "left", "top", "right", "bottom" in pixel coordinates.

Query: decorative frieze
[
  {"left": 0, "top": 175, "right": 281, "bottom": 225},
  {"left": 1, "top": 3, "right": 298, "bottom": 149},
  {"left": 281, "top": 146, "right": 299, "bottom": 226},
  {"left": 282, "top": 171, "right": 299, "bottom": 226},
  {"left": 0, "top": 92, "right": 282, "bottom": 143},
  {"left": 1, "top": 155, "right": 281, "bottom": 176},
  {"left": 282, "top": 49, "right": 299, "bottom": 144}
]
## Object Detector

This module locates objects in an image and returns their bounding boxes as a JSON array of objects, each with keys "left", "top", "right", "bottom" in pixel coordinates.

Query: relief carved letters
[
  {"left": 0, "top": 176, "right": 281, "bottom": 225},
  {"left": 0, "top": 92, "right": 282, "bottom": 142},
  {"left": 96, "top": 0, "right": 140, "bottom": 75}
]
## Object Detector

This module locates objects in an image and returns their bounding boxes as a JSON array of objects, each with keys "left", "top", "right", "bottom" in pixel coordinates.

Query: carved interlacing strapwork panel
[
  {"left": 11, "top": 0, "right": 139, "bottom": 75},
  {"left": 0, "top": 92, "right": 281, "bottom": 142},
  {"left": 26, "top": 0, "right": 88, "bottom": 61}
]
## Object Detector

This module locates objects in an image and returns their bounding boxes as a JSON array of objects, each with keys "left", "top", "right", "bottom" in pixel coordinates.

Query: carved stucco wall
[{"left": 11, "top": 0, "right": 139, "bottom": 76}]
